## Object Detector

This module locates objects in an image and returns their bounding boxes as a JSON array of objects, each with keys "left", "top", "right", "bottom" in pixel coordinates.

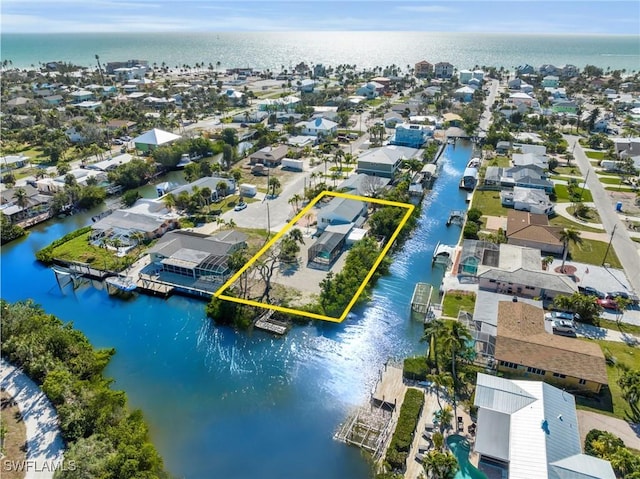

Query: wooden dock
[
  {"left": 136, "top": 277, "right": 174, "bottom": 297},
  {"left": 372, "top": 363, "right": 405, "bottom": 409},
  {"left": 254, "top": 309, "right": 289, "bottom": 335}
]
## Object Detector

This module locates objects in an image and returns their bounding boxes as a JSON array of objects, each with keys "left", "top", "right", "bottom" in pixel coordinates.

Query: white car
[
  {"left": 234, "top": 202, "right": 247, "bottom": 212},
  {"left": 545, "top": 311, "right": 578, "bottom": 321},
  {"left": 552, "top": 319, "right": 576, "bottom": 334}
]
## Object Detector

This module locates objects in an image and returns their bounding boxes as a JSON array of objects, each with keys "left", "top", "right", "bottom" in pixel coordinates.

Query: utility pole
[
  {"left": 602, "top": 223, "right": 617, "bottom": 266},
  {"left": 579, "top": 169, "right": 590, "bottom": 202}
]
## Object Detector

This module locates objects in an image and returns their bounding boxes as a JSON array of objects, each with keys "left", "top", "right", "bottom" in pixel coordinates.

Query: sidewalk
[{"left": 0, "top": 358, "right": 65, "bottom": 479}]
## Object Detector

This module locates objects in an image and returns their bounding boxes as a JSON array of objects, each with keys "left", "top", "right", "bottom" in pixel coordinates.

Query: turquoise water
[
  {"left": 2, "top": 32, "right": 638, "bottom": 71},
  {"left": 447, "top": 434, "right": 489, "bottom": 479},
  {"left": 0, "top": 141, "right": 473, "bottom": 478}
]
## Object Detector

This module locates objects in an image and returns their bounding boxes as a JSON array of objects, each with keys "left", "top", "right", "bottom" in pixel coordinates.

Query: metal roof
[{"left": 549, "top": 453, "right": 616, "bottom": 479}]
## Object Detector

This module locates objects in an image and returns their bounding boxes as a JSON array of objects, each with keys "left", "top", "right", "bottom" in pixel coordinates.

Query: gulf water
[
  {"left": 0, "top": 141, "right": 472, "bottom": 478},
  {"left": 2, "top": 32, "right": 638, "bottom": 72}
]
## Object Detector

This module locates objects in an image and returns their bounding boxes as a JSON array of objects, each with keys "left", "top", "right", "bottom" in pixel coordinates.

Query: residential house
[
  {"left": 542, "top": 75, "right": 560, "bottom": 88},
  {"left": 384, "top": 112, "right": 404, "bottom": 128},
  {"left": 508, "top": 77, "right": 524, "bottom": 90},
  {"left": 477, "top": 263, "right": 577, "bottom": 300},
  {"left": 473, "top": 373, "right": 615, "bottom": 479},
  {"left": 249, "top": 145, "right": 289, "bottom": 167},
  {"left": 545, "top": 87, "right": 567, "bottom": 100},
  {"left": 507, "top": 92, "right": 539, "bottom": 108},
  {"left": 506, "top": 210, "right": 564, "bottom": 254},
  {"left": 495, "top": 141, "right": 511, "bottom": 155},
  {"left": 501, "top": 165, "right": 554, "bottom": 192},
  {"left": 356, "top": 82, "right": 382, "bottom": 99},
  {"left": 468, "top": 77, "right": 482, "bottom": 89},
  {"left": 317, "top": 197, "right": 367, "bottom": 230},
  {"left": 0, "top": 184, "right": 53, "bottom": 225},
  {"left": 42, "top": 95, "right": 64, "bottom": 106},
  {"left": 516, "top": 64, "right": 535, "bottom": 75},
  {"left": 106, "top": 119, "right": 137, "bottom": 132},
  {"left": 133, "top": 128, "right": 181, "bottom": 152},
  {"left": 501, "top": 186, "right": 554, "bottom": 215},
  {"left": 434, "top": 62, "right": 454, "bottom": 78},
  {"left": 512, "top": 152, "right": 548, "bottom": 170},
  {"left": 106, "top": 60, "right": 148, "bottom": 74},
  {"left": 454, "top": 86, "right": 476, "bottom": 102},
  {"left": 169, "top": 176, "right": 236, "bottom": 201},
  {"left": 297, "top": 117, "right": 338, "bottom": 138},
  {"left": 5, "top": 97, "right": 32, "bottom": 110},
  {"left": 538, "top": 64, "right": 560, "bottom": 76},
  {"left": 91, "top": 199, "right": 179, "bottom": 243},
  {"left": 257, "top": 96, "right": 300, "bottom": 112},
  {"left": 338, "top": 173, "right": 390, "bottom": 197},
  {"left": 356, "top": 145, "right": 420, "bottom": 178},
  {"left": 308, "top": 230, "right": 347, "bottom": 269},
  {"left": 414, "top": 60, "right": 433, "bottom": 78},
  {"left": 113, "top": 65, "right": 147, "bottom": 81},
  {"left": 472, "top": 70, "right": 484, "bottom": 82},
  {"left": 560, "top": 64, "right": 580, "bottom": 78},
  {"left": 458, "top": 69, "right": 473, "bottom": 84},
  {"left": 0, "top": 154, "right": 29, "bottom": 172},
  {"left": 391, "top": 123, "right": 431, "bottom": 148},
  {"left": 148, "top": 229, "right": 247, "bottom": 284},
  {"left": 495, "top": 302, "right": 608, "bottom": 393},
  {"left": 221, "top": 88, "right": 244, "bottom": 105},
  {"left": 297, "top": 79, "right": 316, "bottom": 92},
  {"left": 442, "top": 113, "right": 462, "bottom": 127},
  {"left": 613, "top": 137, "right": 640, "bottom": 158},
  {"left": 311, "top": 106, "right": 339, "bottom": 122},
  {"left": 552, "top": 99, "right": 578, "bottom": 114}
]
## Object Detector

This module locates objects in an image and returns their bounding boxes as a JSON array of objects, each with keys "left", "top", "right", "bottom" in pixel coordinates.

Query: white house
[
  {"left": 473, "top": 373, "right": 615, "bottom": 479},
  {"left": 507, "top": 92, "right": 539, "bottom": 108},
  {"left": 501, "top": 186, "right": 554, "bottom": 215},
  {"left": 356, "top": 145, "right": 421, "bottom": 178},
  {"left": 296, "top": 117, "right": 338, "bottom": 138},
  {"left": 356, "top": 82, "right": 382, "bottom": 99},
  {"left": 458, "top": 69, "right": 473, "bottom": 84},
  {"left": 512, "top": 152, "right": 548, "bottom": 170}
]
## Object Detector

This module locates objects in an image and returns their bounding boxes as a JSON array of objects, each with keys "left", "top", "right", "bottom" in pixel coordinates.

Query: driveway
[
  {"left": 577, "top": 410, "right": 640, "bottom": 451},
  {"left": 1, "top": 359, "right": 65, "bottom": 479}
]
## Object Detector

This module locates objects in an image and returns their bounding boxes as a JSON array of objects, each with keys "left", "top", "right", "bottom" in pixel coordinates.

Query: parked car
[
  {"left": 234, "top": 202, "right": 247, "bottom": 212},
  {"left": 545, "top": 311, "right": 577, "bottom": 321},
  {"left": 578, "top": 286, "right": 605, "bottom": 299},
  {"left": 605, "top": 291, "right": 640, "bottom": 304},
  {"left": 597, "top": 298, "right": 620, "bottom": 310},
  {"left": 552, "top": 319, "right": 576, "bottom": 335},
  {"left": 112, "top": 139, "right": 124, "bottom": 145}
]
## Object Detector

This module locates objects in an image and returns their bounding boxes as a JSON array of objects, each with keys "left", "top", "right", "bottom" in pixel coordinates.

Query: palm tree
[
  {"left": 422, "top": 450, "right": 458, "bottom": 479},
  {"left": 162, "top": 193, "right": 176, "bottom": 212},
  {"left": 268, "top": 177, "right": 281, "bottom": 197},
  {"left": 427, "top": 371, "right": 454, "bottom": 411},
  {"left": 439, "top": 321, "right": 472, "bottom": 420},
  {"left": 13, "top": 187, "right": 29, "bottom": 210},
  {"left": 559, "top": 228, "right": 582, "bottom": 273}
]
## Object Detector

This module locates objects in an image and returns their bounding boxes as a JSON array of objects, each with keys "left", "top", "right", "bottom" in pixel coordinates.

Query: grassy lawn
[
  {"left": 549, "top": 214, "right": 604, "bottom": 233},
  {"left": 598, "top": 318, "right": 640, "bottom": 337},
  {"left": 553, "top": 184, "right": 593, "bottom": 203},
  {"left": 569, "top": 238, "right": 622, "bottom": 269},
  {"left": 329, "top": 166, "right": 354, "bottom": 172},
  {"left": 576, "top": 340, "right": 639, "bottom": 420},
  {"left": 442, "top": 290, "right": 477, "bottom": 318},
  {"left": 550, "top": 175, "right": 580, "bottom": 182},
  {"left": 605, "top": 185, "right": 636, "bottom": 193},
  {"left": 486, "top": 156, "right": 510, "bottom": 167},
  {"left": 585, "top": 150, "right": 606, "bottom": 160},
  {"left": 598, "top": 176, "right": 625, "bottom": 185},
  {"left": 50, "top": 231, "right": 141, "bottom": 271},
  {"left": 471, "top": 190, "right": 506, "bottom": 216},
  {"left": 552, "top": 166, "right": 581, "bottom": 176}
]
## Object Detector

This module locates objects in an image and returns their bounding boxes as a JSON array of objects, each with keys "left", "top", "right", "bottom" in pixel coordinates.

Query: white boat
[{"left": 467, "top": 157, "right": 481, "bottom": 168}]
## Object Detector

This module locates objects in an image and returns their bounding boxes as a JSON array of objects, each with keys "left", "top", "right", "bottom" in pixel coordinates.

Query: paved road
[
  {"left": 565, "top": 135, "right": 640, "bottom": 294},
  {"left": 479, "top": 79, "right": 500, "bottom": 133},
  {"left": 1, "top": 359, "right": 65, "bottom": 479}
]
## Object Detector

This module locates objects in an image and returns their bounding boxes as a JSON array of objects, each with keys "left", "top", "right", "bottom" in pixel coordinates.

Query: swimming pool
[{"left": 446, "top": 434, "right": 488, "bottom": 479}]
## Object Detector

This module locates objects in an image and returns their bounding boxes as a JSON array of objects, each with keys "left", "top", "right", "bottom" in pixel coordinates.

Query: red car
[{"left": 597, "top": 298, "right": 620, "bottom": 311}]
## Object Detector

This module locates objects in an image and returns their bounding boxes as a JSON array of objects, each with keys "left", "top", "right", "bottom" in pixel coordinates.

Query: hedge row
[
  {"left": 35, "top": 225, "right": 92, "bottom": 264},
  {"left": 385, "top": 388, "right": 425, "bottom": 471},
  {"left": 403, "top": 356, "right": 428, "bottom": 381}
]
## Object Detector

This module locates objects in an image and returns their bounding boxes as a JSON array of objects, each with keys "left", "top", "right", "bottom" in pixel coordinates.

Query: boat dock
[
  {"left": 372, "top": 363, "right": 405, "bottom": 409},
  {"left": 411, "top": 282, "right": 433, "bottom": 315},
  {"left": 254, "top": 309, "right": 289, "bottom": 335}
]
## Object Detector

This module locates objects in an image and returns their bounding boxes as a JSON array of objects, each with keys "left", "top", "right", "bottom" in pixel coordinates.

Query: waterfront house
[
  {"left": 297, "top": 117, "right": 338, "bottom": 138},
  {"left": 494, "top": 302, "right": 608, "bottom": 393},
  {"left": 308, "top": 230, "right": 347, "bottom": 269},
  {"left": 91, "top": 199, "right": 179, "bottom": 244},
  {"left": 249, "top": 145, "right": 289, "bottom": 167},
  {"left": 506, "top": 210, "right": 564, "bottom": 254},
  {"left": 501, "top": 165, "right": 554, "bottom": 192},
  {"left": 512, "top": 143, "right": 546, "bottom": 156},
  {"left": 442, "top": 113, "right": 462, "bottom": 127},
  {"left": 516, "top": 64, "right": 535, "bottom": 75},
  {"left": 0, "top": 184, "right": 53, "bottom": 225},
  {"left": 501, "top": 187, "right": 554, "bottom": 216},
  {"left": 538, "top": 64, "right": 560, "bottom": 76},
  {"left": 133, "top": 128, "right": 181, "bottom": 153},
  {"left": 414, "top": 60, "right": 433, "bottom": 78},
  {"left": 390, "top": 123, "right": 431, "bottom": 148},
  {"left": 495, "top": 141, "right": 511, "bottom": 155},
  {"left": 434, "top": 62, "right": 454, "bottom": 78},
  {"left": 473, "top": 373, "right": 615, "bottom": 479},
  {"left": 356, "top": 145, "right": 420, "bottom": 178},
  {"left": 148, "top": 230, "right": 247, "bottom": 285},
  {"left": 317, "top": 197, "right": 367, "bottom": 230},
  {"left": 169, "top": 176, "right": 236, "bottom": 201}
]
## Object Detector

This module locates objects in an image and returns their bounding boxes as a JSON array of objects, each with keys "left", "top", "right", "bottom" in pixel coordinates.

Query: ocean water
[
  {"left": 0, "top": 142, "right": 473, "bottom": 479},
  {"left": 2, "top": 32, "right": 638, "bottom": 72}
]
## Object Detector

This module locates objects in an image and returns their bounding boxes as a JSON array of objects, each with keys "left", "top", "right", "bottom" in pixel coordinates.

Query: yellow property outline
[{"left": 213, "top": 190, "right": 414, "bottom": 322}]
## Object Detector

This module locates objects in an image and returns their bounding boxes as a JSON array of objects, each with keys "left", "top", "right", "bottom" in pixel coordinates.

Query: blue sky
[{"left": 2, "top": 1, "right": 639, "bottom": 34}]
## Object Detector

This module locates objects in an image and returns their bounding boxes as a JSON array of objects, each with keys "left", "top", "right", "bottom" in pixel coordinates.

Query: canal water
[{"left": 0, "top": 140, "right": 472, "bottom": 479}]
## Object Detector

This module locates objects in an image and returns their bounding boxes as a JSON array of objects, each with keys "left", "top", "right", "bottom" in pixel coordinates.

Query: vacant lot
[{"left": 569, "top": 238, "right": 622, "bottom": 269}]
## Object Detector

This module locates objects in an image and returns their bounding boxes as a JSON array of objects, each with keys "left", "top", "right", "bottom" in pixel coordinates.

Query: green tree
[
  {"left": 268, "top": 176, "right": 281, "bottom": 197},
  {"left": 422, "top": 450, "right": 458, "bottom": 479},
  {"left": 553, "top": 293, "right": 602, "bottom": 324},
  {"left": 421, "top": 319, "right": 446, "bottom": 373},
  {"left": 221, "top": 128, "right": 238, "bottom": 146},
  {"left": 618, "top": 369, "right": 640, "bottom": 420},
  {"left": 558, "top": 228, "right": 582, "bottom": 273}
]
